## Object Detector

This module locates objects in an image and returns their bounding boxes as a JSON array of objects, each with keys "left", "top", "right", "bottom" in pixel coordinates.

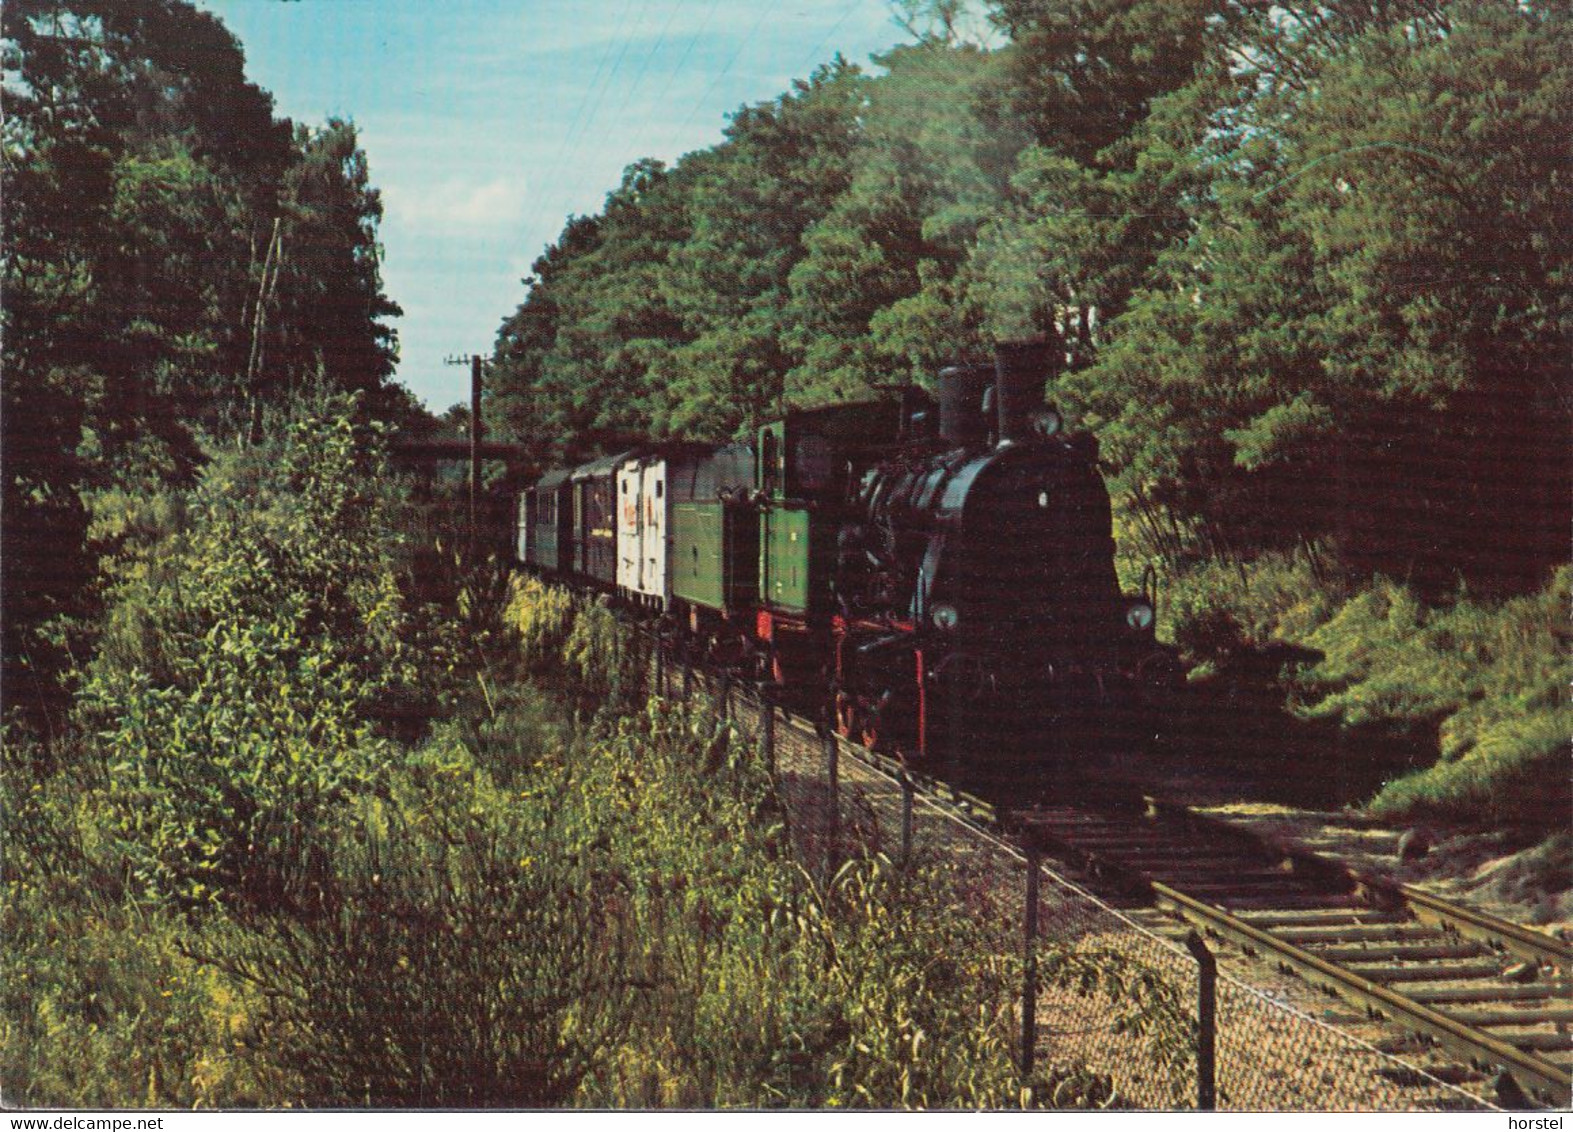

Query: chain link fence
[{"left": 649, "top": 650, "right": 1494, "bottom": 1112}]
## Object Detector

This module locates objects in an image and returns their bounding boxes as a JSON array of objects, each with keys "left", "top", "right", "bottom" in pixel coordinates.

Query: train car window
[
  {"left": 795, "top": 433, "right": 833, "bottom": 492},
  {"left": 762, "top": 432, "right": 780, "bottom": 495}
]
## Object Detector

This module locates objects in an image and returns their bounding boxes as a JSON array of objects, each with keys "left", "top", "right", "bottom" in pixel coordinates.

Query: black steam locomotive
[{"left": 519, "top": 341, "right": 1177, "bottom": 788}]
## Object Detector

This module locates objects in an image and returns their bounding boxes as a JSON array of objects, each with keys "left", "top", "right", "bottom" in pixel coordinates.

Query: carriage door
[
  {"left": 641, "top": 459, "right": 667, "bottom": 607},
  {"left": 616, "top": 458, "right": 643, "bottom": 599}
]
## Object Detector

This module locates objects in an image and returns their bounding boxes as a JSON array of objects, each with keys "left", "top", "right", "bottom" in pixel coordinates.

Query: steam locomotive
[{"left": 517, "top": 342, "right": 1177, "bottom": 786}]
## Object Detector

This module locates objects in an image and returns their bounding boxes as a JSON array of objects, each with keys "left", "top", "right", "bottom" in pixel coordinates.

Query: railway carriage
[
  {"left": 669, "top": 441, "right": 759, "bottom": 636},
  {"left": 570, "top": 450, "right": 635, "bottom": 587},
  {"left": 521, "top": 467, "right": 573, "bottom": 573},
  {"left": 614, "top": 443, "right": 717, "bottom": 610},
  {"left": 615, "top": 454, "right": 644, "bottom": 599}
]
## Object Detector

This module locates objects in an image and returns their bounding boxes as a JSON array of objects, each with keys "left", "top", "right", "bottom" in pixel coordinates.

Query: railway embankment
[{"left": 1135, "top": 552, "right": 1570, "bottom": 931}]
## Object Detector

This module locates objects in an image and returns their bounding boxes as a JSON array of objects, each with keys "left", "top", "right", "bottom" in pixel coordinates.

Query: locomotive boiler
[{"left": 826, "top": 342, "right": 1170, "bottom": 785}]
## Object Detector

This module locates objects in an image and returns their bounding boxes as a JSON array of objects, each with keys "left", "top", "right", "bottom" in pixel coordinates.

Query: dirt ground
[{"left": 1111, "top": 741, "right": 1572, "bottom": 934}]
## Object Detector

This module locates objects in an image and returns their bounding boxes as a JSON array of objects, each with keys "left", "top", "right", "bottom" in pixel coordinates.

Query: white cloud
[{"left": 383, "top": 177, "right": 529, "bottom": 235}]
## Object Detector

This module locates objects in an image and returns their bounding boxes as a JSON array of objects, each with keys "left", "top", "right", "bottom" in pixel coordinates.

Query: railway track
[
  {"left": 661, "top": 653, "right": 1570, "bottom": 1109},
  {"left": 1011, "top": 797, "right": 1572, "bottom": 1108}
]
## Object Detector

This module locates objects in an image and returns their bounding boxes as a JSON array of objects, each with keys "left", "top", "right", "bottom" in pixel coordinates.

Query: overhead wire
[
  {"left": 520, "top": 0, "right": 648, "bottom": 276},
  {"left": 604, "top": 0, "right": 686, "bottom": 150},
  {"left": 628, "top": 0, "right": 726, "bottom": 168},
  {"left": 656, "top": 0, "right": 776, "bottom": 160},
  {"left": 521, "top": 2, "right": 893, "bottom": 292}
]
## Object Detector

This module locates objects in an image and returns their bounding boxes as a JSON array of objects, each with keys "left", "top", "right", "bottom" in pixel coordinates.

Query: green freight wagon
[{"left": 671, "top": 442, "right": 758, "bottom": 619}]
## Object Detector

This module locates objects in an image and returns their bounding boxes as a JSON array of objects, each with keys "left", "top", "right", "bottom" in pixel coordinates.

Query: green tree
[
  {"left": 1068, "top": 0, "right": 1571, "bottom": 591},
  {"left": 2, "top": 1, "right": 408, "bottom": 728},
  {"left": 255, "top": 120, "right": 403, "bottom": 424}
]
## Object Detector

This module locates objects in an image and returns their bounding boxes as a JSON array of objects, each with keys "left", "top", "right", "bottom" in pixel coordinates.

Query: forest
[
  {"left": 489, "top": 0, "right": 1569, "bottom": 825},
  {"left": 2, "top": 0, "right": 1568, "bottom": 1109}
]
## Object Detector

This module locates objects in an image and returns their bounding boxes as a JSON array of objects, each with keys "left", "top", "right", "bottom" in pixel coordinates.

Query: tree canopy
[
  {"left": 488, "top": 0, "right": 1569, "bottom": 595},
  {"left": 3, "top": 0, "right": 410, "bottom": 726}
]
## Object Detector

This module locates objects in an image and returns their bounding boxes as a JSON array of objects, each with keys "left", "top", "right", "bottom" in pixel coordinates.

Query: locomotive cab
[{"left": 756, "top": 400, "right": 915, "bottom": 689}]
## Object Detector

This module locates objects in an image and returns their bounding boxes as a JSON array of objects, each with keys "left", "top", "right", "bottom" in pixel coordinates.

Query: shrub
[
  {"left": 1163, "top": 547, "right": 1344, "bottom": 664},
  {"left": 503, "top": 573, "right": 575, "bottom": 674},
  {"left": 0, "top": 735, "right": 272, "bottom": 1108},
  {"left": 1160, "top": 546, "right": 1567, "bottom": 827},
  {"left": 75, "top": 396, "right": 411, "bottom": 909},
  {"left": 216, "top": 739, "right": 633, "bottom": 1107},
  {"left": 562, "top": 595, "right": 645, "bottom": 712},
  {"left": 1308, "top": 568, "right": 1571, "bottom": 824}
]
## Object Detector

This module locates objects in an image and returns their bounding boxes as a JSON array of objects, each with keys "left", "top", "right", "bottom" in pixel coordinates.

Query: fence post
[
  {"left": 900, "top": 772, "right": 915, "bottom": 869},
  {"left": 1022, "top": 846, "right": 1041, "bottom": 1078},
  {"left": 654, "top": 631, "right": 665, "bottom": 696},
  {"left": 825, "top": 731, "right": 840, "bottom": 874},
  {"left": 1185, "top": 930, "right": 1217, "bottom": 1111},
  {"left": 682, "top": 656, "right": 692, "bottom": 701},
  {"left": 720, "top": 673, "right": 731, "bottom": 722},
  {"left": 761, "top": 702, "right": 776, "bottom": 774}
]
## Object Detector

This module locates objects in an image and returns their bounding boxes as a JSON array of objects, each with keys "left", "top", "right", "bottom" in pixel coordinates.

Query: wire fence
[{"left": 649, "top": 648, "right": 1495, "bottom": 1112}]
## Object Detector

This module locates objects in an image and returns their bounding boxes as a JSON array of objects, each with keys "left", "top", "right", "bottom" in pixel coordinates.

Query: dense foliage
[
  {"left": 2, "top": 0, "right": 415, "bottom": 731},
  {"left": 488, "top": 0, "right": 1568, "bottom": 825},
  {"left": 2, "top": 0, "right": 1566, "bottom": 1109},
  {"left": 492, "top": 0, "right": 1568, "bottom": 597},
  {"left": 5, "top": 425, "right": 1159, "bottom": 1104}
]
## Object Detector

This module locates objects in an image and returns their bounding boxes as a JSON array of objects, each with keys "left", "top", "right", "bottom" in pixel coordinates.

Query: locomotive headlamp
[
  {"left": 1031, "top": 407, "right": 1063, "bottom": 438},
  {"left": 1125, "top": 600, "right": 1156, "bottom": 632},
  {"left": 932, "top": 603, "right": 960, "bottom": 631}
]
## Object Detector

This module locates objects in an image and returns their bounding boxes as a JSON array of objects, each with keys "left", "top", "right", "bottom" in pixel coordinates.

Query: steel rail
[
  {"left": 1397, "top": 883, "right": 1571, "bottom": 971},
  {"left": 1147, "top": 881, "right": 1570, "bottom": 1110},
  {"left": 653, "top": 643, "right": 1569, "bottom": 1108},
  {"left": 1137, "top": 794, "right": 1572, "bottom": 969}
]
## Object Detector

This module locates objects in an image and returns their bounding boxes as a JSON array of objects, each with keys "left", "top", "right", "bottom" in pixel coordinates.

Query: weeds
[
  {"left": 1162, "top": 549, "right": 1569, "bottom": 827},
  {"left": 7, "top": 395, "right": 1185, "bottom": 1109}
]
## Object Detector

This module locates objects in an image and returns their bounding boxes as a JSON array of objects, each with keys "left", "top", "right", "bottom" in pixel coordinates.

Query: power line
[
  {"left": 632, "top": 0, "right": 725, "bottom": 164},
  {"left": 521, "top": 0, "right": 643, "bottom": 278},
  {"left": 657, "top": 0, "right": 775, "bottom": 159}
]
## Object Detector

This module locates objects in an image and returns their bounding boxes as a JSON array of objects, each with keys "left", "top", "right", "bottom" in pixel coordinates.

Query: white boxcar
[
  {"left": 616, "top": 455, "right": 644, "bottom": 601},
  {"left": 637, "top": 457, "right": 667, "bottom": 606},
  {"left": 613, "top": 445, "right": 718, "bottom": 611}
]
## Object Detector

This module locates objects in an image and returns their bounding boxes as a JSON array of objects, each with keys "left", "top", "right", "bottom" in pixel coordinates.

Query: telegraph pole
[{"left": 444, "top": 353, "right": 486, "bottom": 551}]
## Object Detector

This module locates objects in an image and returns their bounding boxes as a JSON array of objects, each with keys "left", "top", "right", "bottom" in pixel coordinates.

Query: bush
[
  {"left": 562, "top": 596, "right": 645, "bottom": 713},
  {"left": 503, "top": 573, "right": 575, "bottom": 675},
  {"left": 75, "top": 396, "right": 412, "bottom": 909},
  {"left": 215, "top": 739, "right": 633, "bottom": 1107},
  {"left": 1, "top": 735, "right": 272, "bottom": 1108},
  {"left": 1163, "top": 548, "right": 1344, "bottom": 664},
  {"left": 1161, "top": 546, "right": 1568, "bottom": 826},
  {"left": 1302, "top": 568, "right": 1571, "bottom": 824}
]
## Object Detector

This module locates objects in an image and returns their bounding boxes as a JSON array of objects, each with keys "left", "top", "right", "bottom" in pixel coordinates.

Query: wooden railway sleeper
[
  {"left": 1309, "top": 942, "right": 1492, "bottom": 964},
  {"left": 1274, "top": 923, "right": 1446, "bottom": 945},
  {"left": 1151, "top": 881, "right": 1571, "bottom": 1108},
  {"left": 681, "top": 647, "right": 1571, "bottom": 1107}
]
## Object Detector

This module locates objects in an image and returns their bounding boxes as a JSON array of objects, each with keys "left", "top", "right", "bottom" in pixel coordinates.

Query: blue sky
[{"left": 196, "top": 1, "right": 920, "bottom": 412}]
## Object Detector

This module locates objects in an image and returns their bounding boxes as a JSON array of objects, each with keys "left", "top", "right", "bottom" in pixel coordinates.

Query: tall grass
[
  {"left": 1300, "top": 569, "right": 1570, "bottom": 824},
  {"left": 503, "top": 573, "right": 575, "bottom": 673},
  {"left": 8, "top": 414, "right": 1176, "bottom": 1116}
]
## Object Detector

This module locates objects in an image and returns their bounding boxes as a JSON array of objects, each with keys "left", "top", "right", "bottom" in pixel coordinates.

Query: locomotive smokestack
[
  {"left": 993, "top": 338, "right": 1055, "bottom": 446},
  {"left": 937, "top": 363, "right": 993, "bottom": 448}
]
